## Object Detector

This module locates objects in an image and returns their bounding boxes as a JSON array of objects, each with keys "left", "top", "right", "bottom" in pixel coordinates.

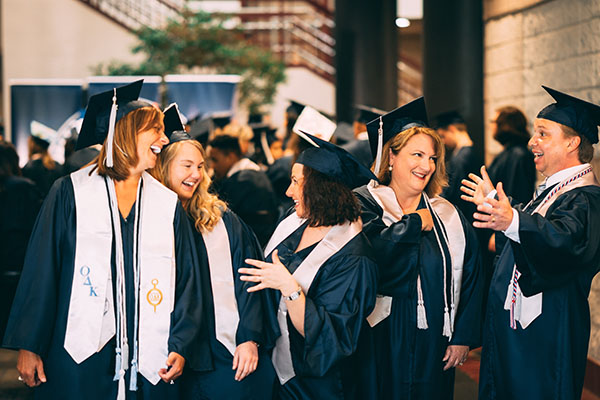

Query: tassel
[
  {"left": 443, "top": 307, "right": 452, "bottom": 338},
  {"left": 105, "top": 88, "right": 118, "bottom": 168},
  {"left": 129, "top": 359, "right": 138, "bottom": 391},
  {"left": 417, "top": 300, "right": 428, "bottom": 329},
  {"left": 117, "top": 376, "right": 126, "bottom": 400},
  {"left": 373, "top": 116, "right": 384, "bottom": 175},
  {"left": 450, "top": 303, "right": 456, "bottom": 328},
  {"left": 113, "top": 350, "right": 123, "bottom": 381}
]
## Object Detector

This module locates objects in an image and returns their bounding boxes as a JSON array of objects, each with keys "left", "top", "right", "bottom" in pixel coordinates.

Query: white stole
[
  {"left": 266, "top": 213, "right": 362, "bottom": 384},
  {"left": 503, "top": 166, "right": 598, "bottom": 329},
  {"left": 365, "top": 181, "right": 466, "bottom": 335},
  {"left": 65, "top": 166, "right": 177, "bottom": 389},
  {"left": 202, "top": 218, "right": 239, "bottom": 356}
]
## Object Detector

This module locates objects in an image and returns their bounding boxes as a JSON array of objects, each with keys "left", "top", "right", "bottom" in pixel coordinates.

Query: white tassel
[
  {"left": 373, "top": 116, "right": 384, "bottom": 175},
  {"left": 450, "top": 303, "right": 456, "bottom": 328},
  {"left": 443, "top": 307, "right": 452, "bottom": 338},
  {"left": 417, "top": 300, "right": 428, "bottom": 329},
  {"left": 117, "top": 376, "right": 126, "bottom": 400},
  {"left": 416, "top": 275, "right": 428, "bottom": 329},
  {"left": 129, "top": 359, "right": 138, "bottom": 391},
  {"left": 105, "top": 88, "right": 118, "bottom": 167}
]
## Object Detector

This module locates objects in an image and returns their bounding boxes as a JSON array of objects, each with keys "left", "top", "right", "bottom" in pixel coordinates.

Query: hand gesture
[
  {"left": 460, "top": 166, "right": 495, "bottom": 207},
  {"left": 232, "top": 341, "right": 259, "bottom": 381},
  {"left": 240, "top": 250, "right": 298, "bottom": 296},
  {"left": 17, "top": 349, "right": 46, "bottom": 387},
  {"left": 472, "top": 182, "right": 513, "bottom": 231},
  {"left": 158, "top": 351, "right": 185, "bottom": 383}
]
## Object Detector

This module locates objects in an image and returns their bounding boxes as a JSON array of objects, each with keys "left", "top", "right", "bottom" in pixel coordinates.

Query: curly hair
[
  {"left": 150, "top": 140, "right": 226, "bottom": 233},
  {"left": 94, "top": 106, "right": 164, "bottom": 181},
  {"left": 374, "top": 126, "right": 447, "bottom": 197},
  {"left": 302, "top": 165, "right": 360, "bottom": 227}
]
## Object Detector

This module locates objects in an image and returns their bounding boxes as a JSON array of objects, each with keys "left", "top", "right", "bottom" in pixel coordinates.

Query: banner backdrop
[{"left": 10, "top": 80, "right": 84, "bottom": 165}]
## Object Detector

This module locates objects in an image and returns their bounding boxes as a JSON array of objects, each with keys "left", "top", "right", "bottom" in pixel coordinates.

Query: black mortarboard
[
  {"left": 163, "top": 103, "right": 191, "bottom": 144},
  {"left": 296, "top": 130, "right": 377, "bottom": 189},
  {"left": 366, "top": 97, "right": 428, "bottom": 174},
  {"left": 431, "top": 110, "right": 465, "bottom": 129},
  {"left": 537, "top": 86, "right": 600, "bottom": 144},
  {"left": 355, "top": 105, "right": 385, "bottom": 124},
  {"left": 76, "top": 80, "right": 147, "bottom": 150}
]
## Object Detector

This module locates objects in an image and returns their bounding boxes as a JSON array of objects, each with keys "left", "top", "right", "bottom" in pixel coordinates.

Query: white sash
[
  {"left": 65, "top": 166, "right": 177, "bottom": 388},
  {"left": 503, "top": 165, "right": 598, "bottom": 329},
  {"left": 365, "top": 181, "right": 466, "bottom": 332},
  {"left": 202, "top": 218, "right": 239, "bottom": 356},
  {"left": 267, "top": 214, "right": 362, "bottom": 384}
]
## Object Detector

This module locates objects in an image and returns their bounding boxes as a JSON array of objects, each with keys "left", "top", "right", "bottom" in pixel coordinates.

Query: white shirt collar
[
  {"left": 545, "top": 163, "right": 591, "bottom": 188},
  {"left": 226, "top": 157, "right": 261, "bottom": 178}
]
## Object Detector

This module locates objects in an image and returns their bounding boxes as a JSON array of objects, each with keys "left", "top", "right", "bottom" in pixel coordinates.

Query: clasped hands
[{"left": 460, "top": 166, "right": 513, "bottom": 231}]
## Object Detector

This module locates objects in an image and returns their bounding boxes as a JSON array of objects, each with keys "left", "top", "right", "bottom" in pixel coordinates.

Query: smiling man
[{"left": 461, "top": 86, "right": 600, "bottom": 400}]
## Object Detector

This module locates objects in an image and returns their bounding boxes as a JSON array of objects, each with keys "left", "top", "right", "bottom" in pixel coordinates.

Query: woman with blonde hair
[
  {"left": 354, "top": 97, "right": 483, "bottom": 399},
  {"left": 151, "top": 104, "right": 276, "bottom": 399},
  {"left": 3, "top": 81, "right": 201, "bottom": 399}
]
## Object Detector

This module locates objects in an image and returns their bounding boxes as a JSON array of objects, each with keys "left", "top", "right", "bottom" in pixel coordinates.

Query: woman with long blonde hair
[{"left": 151, "top": 105, "right": 276, "bottom": 399}]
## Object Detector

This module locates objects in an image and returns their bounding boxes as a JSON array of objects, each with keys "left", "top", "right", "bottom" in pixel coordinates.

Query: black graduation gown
[
  {"left": 354, "top": 186, "right": 483, "bottom": 400},
  {"left": 22, "top": 158, "right": 63, "bottom": 199},
  {"left": 63, "top": 147, "right": 100, "bottom": 175},
  {"left": 0, "top": 176, "right": 42, "bottom": 340},
  {"left": 212, "top": 169, "right": 278, "bottom": 247},
  {"left": 266, "top": 155, "right": 294, "bottom": 220},
  {"left": 181, "top": 209, "right": 277, "bottom": 399},
  {"left": 2, "top": 176, "right": 202, "bottom": 400},
  {"left": 264, "top": 222, "right": 378, "bottom": 400},
  {"left": 441, "top": 146, "right": 482, "bottom": 224},
  {"left": 487, "top": 142, "right": 536, "bottom": 205},
  {"left": 479, "top": 184, "right": 600, "bottom": 400}
]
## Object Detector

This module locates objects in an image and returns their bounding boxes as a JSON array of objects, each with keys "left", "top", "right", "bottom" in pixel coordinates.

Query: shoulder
[{"left": 353, "top": 184, "right": 382, "bottom": 212}]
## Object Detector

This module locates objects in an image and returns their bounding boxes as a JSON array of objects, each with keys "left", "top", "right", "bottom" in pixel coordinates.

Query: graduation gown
[
  {"left": 22, "top": 158, "right": 63, "bottom": 199},
  {"left": 479, "top": 184, "right": 600, "bottom": 400},
  {"left": 2, "top": 176, "right": 202, "bottom": 400},
  {"left": 265, "top": 220, "right": 378, "bottom": 400},
  {"left": 181, "top": 209, "right": 277, "bottom": 399},
  {"left": 487, "top": 142, "right": 536, "bottom": 205},
  {"left": 212, "top": 168, "right": 278, "bottom": 247},
  {"left": 354, "top": 186, "right": 483, "bottom": 400}
]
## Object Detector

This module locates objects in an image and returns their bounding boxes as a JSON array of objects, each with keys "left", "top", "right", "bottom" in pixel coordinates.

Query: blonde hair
[
  {"left": 375, "top": 126, "right": 448, "bottom": 197},
  {"left": 94, "top": 106, "right": 164, "bottom": 181},
  {"left": 151, "top": 140, "right": 226, "bottom": 233}
]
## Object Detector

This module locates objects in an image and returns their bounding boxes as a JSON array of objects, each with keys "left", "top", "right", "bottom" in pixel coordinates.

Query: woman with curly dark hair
[{"left": 240, "top": 132, "right": 378, "bottom": 399}]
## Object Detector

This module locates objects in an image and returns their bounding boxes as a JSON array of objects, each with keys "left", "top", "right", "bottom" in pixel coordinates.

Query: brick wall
[{"left": 484, "top": 0, "right": 600, "bottom": 360}]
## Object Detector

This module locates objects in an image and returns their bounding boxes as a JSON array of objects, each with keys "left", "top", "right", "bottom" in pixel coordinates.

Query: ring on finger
[{"left": 18, "top": 376, "right": 23, "bottom": 382}]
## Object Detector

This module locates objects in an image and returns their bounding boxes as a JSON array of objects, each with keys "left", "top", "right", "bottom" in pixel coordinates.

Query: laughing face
[
  {"left": 286, "top": 163, "right": 306, "bottom": 218},
  {"left": 136, "top": 123, "right": 169, "bottom": 171},
  {"left": 389, "top": 133, "right": 437, "bottom": 197},
  {"left": 530, "top": 118, "right": 573, "bottom": 177},
  {"left": 168, "top": 142, "right": 204, "bottom": 202}
]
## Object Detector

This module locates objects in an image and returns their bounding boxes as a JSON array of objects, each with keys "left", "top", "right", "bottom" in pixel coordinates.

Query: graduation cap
[
  {"left": 537, "top": 86, "right": 600, "bottom": 144},
  {"left": 296, "top": 130, "right": 377, "bottom": 189},
  {"left": 366, "top": 97, "right": 428, "bottom": 174},
  {"left": 431, "top": 110, "right": 465, "bottom": 129},
  {"left": 30, "top": 120, "right": 59, "bottom": 149},
  {"left": 355, "top": 105, "right": 385, "bottom": 124},
  {"left": 332, "top": 121, "right": 355, "bottom": 145},
  {"left": 163, "top": 103, "right": 191, "bottom": 144},
  {"left": 292, "top": 106, "right": 337, "bottom": 142},
  {"left": 76, "top": 80, "right": 150, "bottom": 168}
]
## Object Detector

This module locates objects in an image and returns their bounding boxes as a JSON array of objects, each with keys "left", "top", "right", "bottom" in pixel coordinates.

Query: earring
[{"left": 388, "top": 165, "right": 393, "bottom": 172}]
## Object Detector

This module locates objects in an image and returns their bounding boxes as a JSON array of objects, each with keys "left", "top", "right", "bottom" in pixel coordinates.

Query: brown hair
[
  {"left": 28, "top": 136, "right": 57, "bottom": 170},
  {"left": 150, "top": 140, "right": 226, "bottom": 233},
  {"left": 560, "top": 123, "right": 594, "bottom": 163},
  {"left": 494, "top": 106, "right": 530, "bottom": 146},
  {"left": 93, "top": 106, "right": 163, "bottom": 181},
  {"left": 302, "top": 165, "right": 360, "bottom": 227},
  {"left": 374, "top": 126, "right": 447, "bottom": 197}
]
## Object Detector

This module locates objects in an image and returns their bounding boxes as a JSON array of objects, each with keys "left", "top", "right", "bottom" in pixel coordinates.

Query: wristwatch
[{"left": 284, "top": 286, "right": 303, "bottom": 301}]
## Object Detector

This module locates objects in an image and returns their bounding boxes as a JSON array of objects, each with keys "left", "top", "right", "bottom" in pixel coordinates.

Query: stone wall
[{"left": 484, "top": 0, "right": 600, "bottom": 360}]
